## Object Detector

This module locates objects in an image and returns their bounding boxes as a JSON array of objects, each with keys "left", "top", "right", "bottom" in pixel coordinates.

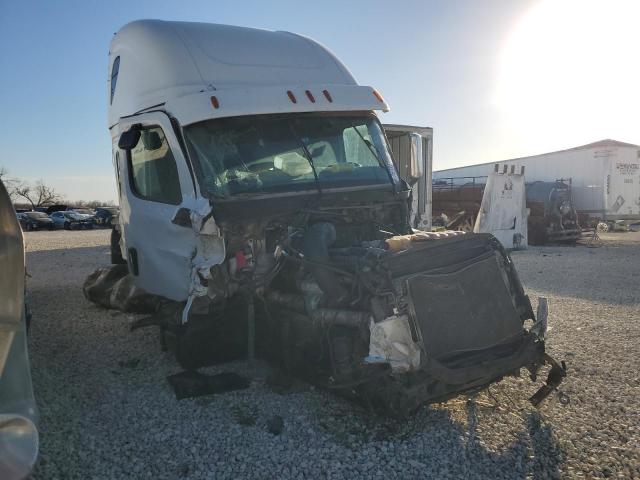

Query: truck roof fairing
[{"left": 108, "top": 20, "right": 389, "bottom": 128}]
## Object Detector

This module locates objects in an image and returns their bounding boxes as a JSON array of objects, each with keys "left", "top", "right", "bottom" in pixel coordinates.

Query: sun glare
[{"left": 496, "top": 0, "right": 640, "bottom": 151}]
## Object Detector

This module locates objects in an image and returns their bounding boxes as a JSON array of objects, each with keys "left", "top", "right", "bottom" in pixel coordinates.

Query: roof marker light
[
  {"left": 372, "top": 89, "right": 385, "bottom": 103},
  {"left": 305, "top": 90, "right": 316, "bottom": 103},
  {"left": 322, "top": 90, "right": 333, "bottom": 102},
  {"left": 287, "top": 90, "right": 297, "bottom": 103},
  {"left": 210, "top": 96, "right": 220, "bottom": 109}
]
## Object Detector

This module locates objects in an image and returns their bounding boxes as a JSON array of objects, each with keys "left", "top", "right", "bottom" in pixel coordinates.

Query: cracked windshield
[{"left": 184, "top": 114, "right": 395, "bottom": 196}]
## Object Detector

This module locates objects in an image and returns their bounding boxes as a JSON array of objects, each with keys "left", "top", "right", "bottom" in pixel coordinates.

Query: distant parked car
[
  {"left": 17, "top": 211, "right": 55, "bottom": 231},
  {"left": 68, "top": 208, "right": 96, "bottom": 223},
  {"left": 94, "top": 207, "right": 119, "bottom": 226},
  {"left": 49, "top": 211, "right": 94, "bottom": 230}
]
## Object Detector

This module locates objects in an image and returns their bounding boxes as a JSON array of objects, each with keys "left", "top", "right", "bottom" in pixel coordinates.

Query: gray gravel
[{"left": 25, "top": 229, "right": 640, "bottom": 479}]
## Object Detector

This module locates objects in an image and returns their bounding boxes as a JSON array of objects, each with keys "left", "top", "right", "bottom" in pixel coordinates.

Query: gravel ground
[{"left": 24, "top": 229, "right": 639, "bottom": 479}]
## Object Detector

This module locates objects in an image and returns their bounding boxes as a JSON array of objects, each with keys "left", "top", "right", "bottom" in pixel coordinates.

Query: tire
[
  {"left": 110, "top": 227, "right": 126, "bottom": 265},
  {"left": 25, "top": 223, "right": 33, "bottom": 231},
  {"left": 86, "top": 223, "right": 94, "bottom": 229},
  {"left": 64, "top": 221, "right": 71, "bottom": 230}
]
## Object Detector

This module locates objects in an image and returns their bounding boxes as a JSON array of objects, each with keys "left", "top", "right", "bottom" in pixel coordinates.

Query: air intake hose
[{"left": 302, "top": 222, "right": 349, "bottom": 305}]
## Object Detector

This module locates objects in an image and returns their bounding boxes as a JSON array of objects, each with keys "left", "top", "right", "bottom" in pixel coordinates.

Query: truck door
[{"left": 116, "top": 112, "right": 198, "bottom": 301}]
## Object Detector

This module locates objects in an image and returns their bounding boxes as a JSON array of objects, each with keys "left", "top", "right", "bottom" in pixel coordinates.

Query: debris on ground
[
  {"left": 166, "top": 371, "right": 251, "bottom": 400},
  {"left": 83, "top": 264, "right": 164, "bottom": 313},
  {"left": 266, "top": 415, "right": 284, "bottom": 435}
]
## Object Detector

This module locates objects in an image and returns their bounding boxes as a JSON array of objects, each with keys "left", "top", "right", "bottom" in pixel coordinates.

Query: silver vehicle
[
  {"left": 50, "top": 211, "right": 93, "bottom": 230},
  {"left": 0, "top": 180, "right": 39, "bottom": 479}
]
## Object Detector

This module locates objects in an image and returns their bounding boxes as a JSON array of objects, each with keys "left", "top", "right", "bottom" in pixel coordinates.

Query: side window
[
  {"left": 110, "top": 56, "right": 120, "bottom": 104},
  {"left": 127, "top": 127, "right": 182, "bottom": 205},
  {"left": 343, "top": 125, "right": 377, "bottom": 167}
]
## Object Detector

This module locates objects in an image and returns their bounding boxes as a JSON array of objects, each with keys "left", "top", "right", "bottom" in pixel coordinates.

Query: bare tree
[
  {"left": 13, "top": 179, "right": 63, "bottom": 210},
  {"left": 72, "top": 199, "right": 116, "bottom": 208},
  {"left": 0, "top": 166, "right": 19, "bottom": 199}
]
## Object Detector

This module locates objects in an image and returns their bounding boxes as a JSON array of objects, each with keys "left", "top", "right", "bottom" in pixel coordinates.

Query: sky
[{"left": 1, "top": 0, "right": 638, "bottom": 202}]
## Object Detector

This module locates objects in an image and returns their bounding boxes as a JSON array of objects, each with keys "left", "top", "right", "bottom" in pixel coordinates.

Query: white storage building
[{"left": 433, "top": 140, "right": 640, "bottom": 220}]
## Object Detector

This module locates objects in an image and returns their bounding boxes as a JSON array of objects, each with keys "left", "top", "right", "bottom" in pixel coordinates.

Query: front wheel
[{"left": 64, "top": 221, "right": 71, "bottom": 230}]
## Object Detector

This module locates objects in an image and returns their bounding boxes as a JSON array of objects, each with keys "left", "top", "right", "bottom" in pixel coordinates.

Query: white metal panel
[
  {"left": 383, "top": 124, "right": 433, "bottom": 230},
  {"left": 167, "top": 84, "right": 389, "bottom": 128},
  {"left": 108, "top": 20, "right": 367, "bottom": 127},
  {"left": 434, "top": 143, "right": 640, "bottom": 218},
  {"left": 605, "top": 147, "right": 640, "bottom": 217},
  {"left": 473, "top": 170, "right": 527, "bottom": 249}
]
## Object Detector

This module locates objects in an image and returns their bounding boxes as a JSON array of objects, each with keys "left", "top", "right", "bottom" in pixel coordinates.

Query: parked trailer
[
  {"left": 433, "top": 175, "right": 581, "bottom": 244},
  {"left": 434, "top": 139, "right": 640, "bottom": 221},
  {"left": 384, "top": 124, "right": 433, "bottom": 230}
]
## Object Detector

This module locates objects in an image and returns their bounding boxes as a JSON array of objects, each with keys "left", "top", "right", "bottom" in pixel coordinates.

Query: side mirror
[
  {"left": 407, "top": 133, "right": 424, "bottom": 185},
  {"left": 141, "top": 130, "right": 163, "bottom": 150},
  {"left": 118, "top": 129, "right": 141, "bottom": 150}
]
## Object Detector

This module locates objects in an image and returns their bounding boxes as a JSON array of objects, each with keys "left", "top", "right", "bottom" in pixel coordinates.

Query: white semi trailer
[
  {"left": 434, "top": 140, "right": 640, "bottom": 221},
  {"left": 100, "top": 20, "right": 565, "bottom": 415}
]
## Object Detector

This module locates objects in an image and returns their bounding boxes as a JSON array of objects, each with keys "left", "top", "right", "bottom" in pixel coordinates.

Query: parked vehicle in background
[
  {"left": 383, "top": 125, "right": 433, "bottom": 230},
  {"left": 68, "top": 208, "right": 96, "bottom": 224},
  {"left": 433, "top": 139, "right": 640, "bottom": 222},
  {"left": 69, "top": 208, "right": 96, "bottom": 216},
  {"left": 16, "top": 211, "right": 55, "bottom": 231},
  {"left": 0, "top": 180, "right": 39, "bottom": 479},
  {"left": 432, "top": 175, "right": 582, "bottom": 245},
  {"left": 49, "top": 211, "right": 94, "bottom": 230},
  {"left": 44, "top": 204, "right": 68, "bottom": 214},
  {"left": 526, "top": 180, "right": 581, "bottom": 245},
  {"left": 94, "top": 207, "right": 119, "bottom": 226}
]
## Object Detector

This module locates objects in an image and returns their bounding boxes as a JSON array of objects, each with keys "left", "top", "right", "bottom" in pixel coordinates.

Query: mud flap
[{"left": 529, "top": 354, "right": 568, "bottom": 406}]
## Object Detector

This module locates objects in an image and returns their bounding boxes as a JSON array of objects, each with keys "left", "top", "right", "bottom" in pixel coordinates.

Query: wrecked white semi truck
[{"left": 91, "top": 20, "right": 566, "bottom": 415}]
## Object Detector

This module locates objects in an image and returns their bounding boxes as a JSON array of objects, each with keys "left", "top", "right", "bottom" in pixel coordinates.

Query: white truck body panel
[
  {"left": 383, "top": 124, "right": 433, "bottom": 230},
  {"left": 108, "top": 20, "right": 388, "bottom": 129},
  {"left": 434, "top": 140, "right": 640, "bottom": 220},
  {"left": 473, "top": 169, "right": 528, "bottom": 249}
]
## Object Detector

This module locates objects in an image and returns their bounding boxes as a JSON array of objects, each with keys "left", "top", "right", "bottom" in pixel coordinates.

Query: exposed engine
[
  {"left": 204, "top": 203, "right": 563, "bottom": 416},
  {"left": 85, "top": 199, "right": 567, "bottom": 417}
]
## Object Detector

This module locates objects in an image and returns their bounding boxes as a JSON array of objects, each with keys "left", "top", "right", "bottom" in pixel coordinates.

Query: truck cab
[
  {"left": 104, "top": 20, "right": 565, "bottom": 415},
  {"left": 109, "top": 20, "right": 420, "bottom": 303}
]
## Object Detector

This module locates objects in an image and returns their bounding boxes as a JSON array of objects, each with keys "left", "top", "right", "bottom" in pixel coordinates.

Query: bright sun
[{"left": 496, "top": 0, "right": 640, "bottom": 151}]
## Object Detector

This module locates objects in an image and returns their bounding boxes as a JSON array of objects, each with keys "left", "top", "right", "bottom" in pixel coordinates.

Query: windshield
[{"left": 184, "top": 113, "right": 397, "bottom": 197}]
